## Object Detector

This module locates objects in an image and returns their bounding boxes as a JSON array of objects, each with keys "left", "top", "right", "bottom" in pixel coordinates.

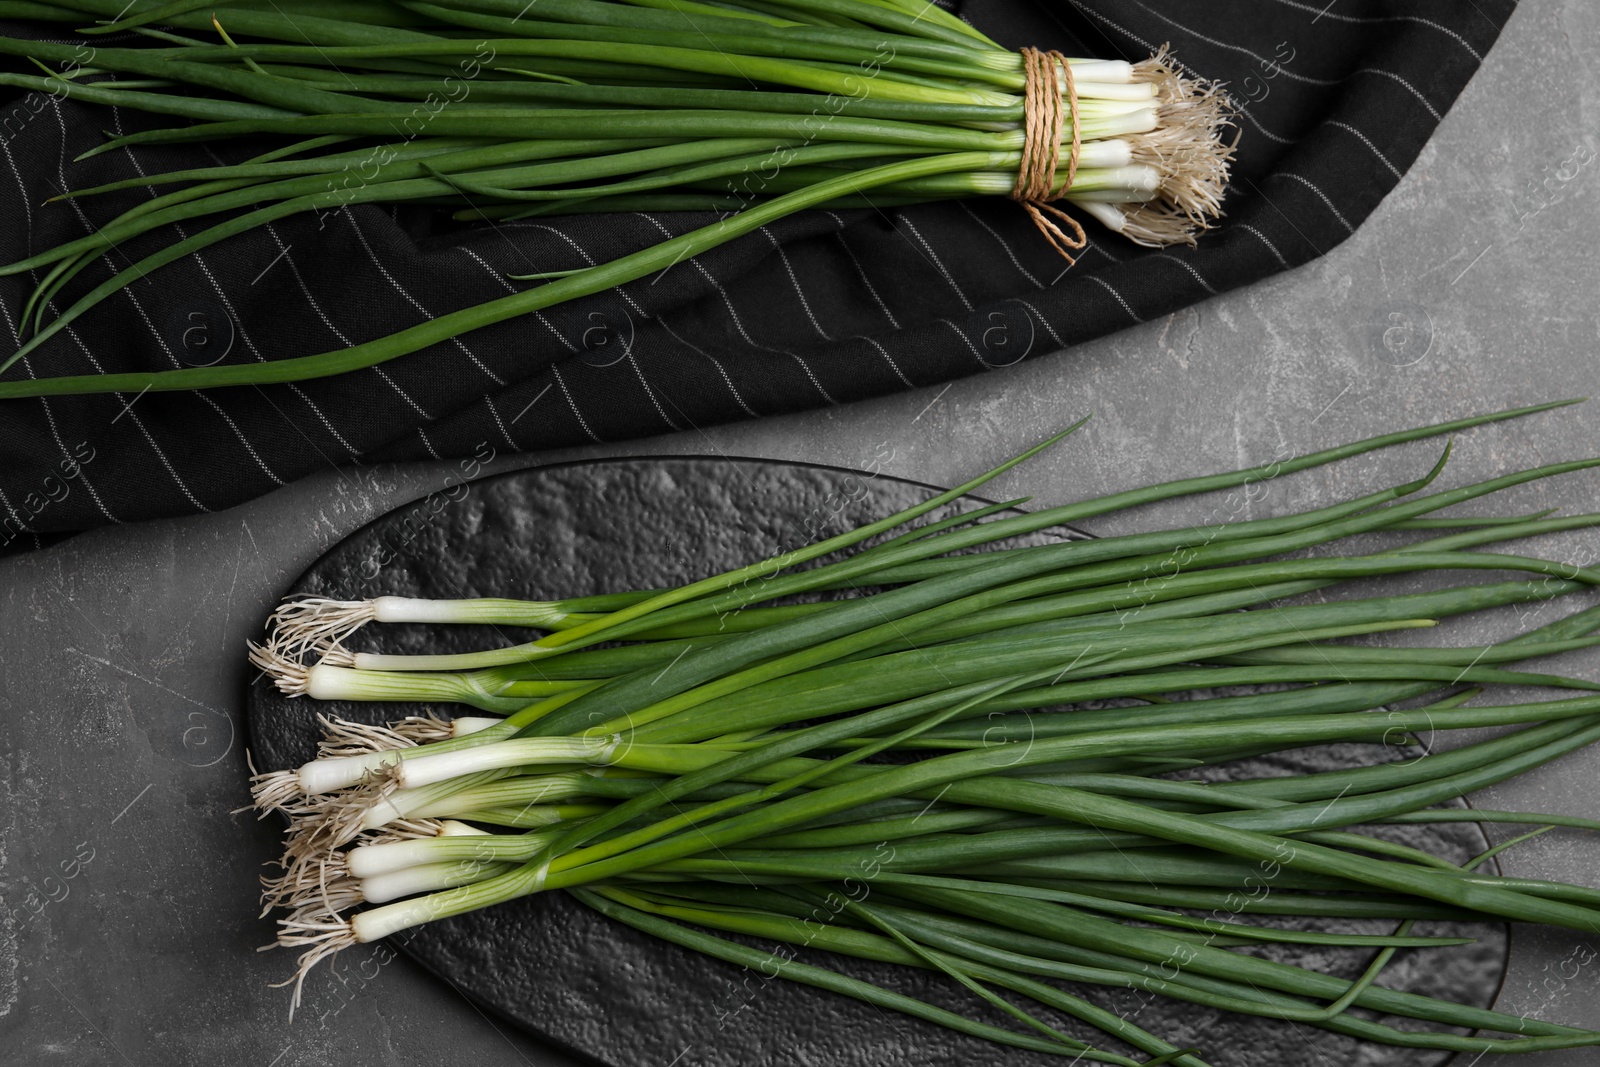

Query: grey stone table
[{"left": 3, "top": 1, "right": 1598, "bottom": 1064}]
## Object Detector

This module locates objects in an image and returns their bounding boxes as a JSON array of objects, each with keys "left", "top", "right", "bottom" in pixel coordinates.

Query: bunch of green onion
[
  {"left": 0, "top": 0, "right": 1234, "bottom": 398},
  {"left": 245, "top": 399, "right": 1600, "bottom": 1062}
]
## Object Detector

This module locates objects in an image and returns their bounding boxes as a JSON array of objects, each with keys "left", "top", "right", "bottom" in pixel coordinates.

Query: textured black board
[{"left": 246, "top": 457, "right": 1507, "bottom": 1067}]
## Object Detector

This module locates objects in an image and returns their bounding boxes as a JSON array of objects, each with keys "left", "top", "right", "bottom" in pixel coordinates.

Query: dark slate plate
[{"left": 246, "top": 457, "right": 1507, "bottom": 1067}]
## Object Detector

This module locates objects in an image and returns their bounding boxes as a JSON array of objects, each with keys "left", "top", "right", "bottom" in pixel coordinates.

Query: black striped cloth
[{"left": 0, "top": 0, "right": 1516, "bottom": 553}]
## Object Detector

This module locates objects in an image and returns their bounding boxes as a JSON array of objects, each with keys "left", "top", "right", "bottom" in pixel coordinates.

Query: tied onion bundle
[
  {"left": 246, "top": 399, "right": 1600, "bottom": 1063},
  {"left": 0, "top": 0, "right": 1235, "bottom": 398}
]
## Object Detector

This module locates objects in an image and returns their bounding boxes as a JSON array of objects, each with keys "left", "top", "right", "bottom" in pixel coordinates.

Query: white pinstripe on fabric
[
  {"left": 1086, "top": 275, "right": 1143, "bottom": 324},
  {"left": 1353, "top": 68, "right": 1443, "bottom": 120},
  {"left": 634, "top": 215, "right": 835, "bottom": 405},
  {"left": 511, "top": 219, "right": 686, "bottom": 425},
  {"left": 459, "top": 247, "right": 577, "bottom": 354},
  {"left": 522, "top": 222, "right": 649, "bottom": 320},
  {"left": 957, "top": 202, "right": 1044, "bottom": 289},
  {"left": 0, "top": 486, "right": 35, "bottom": 547},
  {"left": 1231, "top": 104, "right": 1297, "bottom": 147},
  {"left": 760, "top": 226, "right": 833, "bottom": 341},
  {"left": 1271, "top": 172, "right": 1356, "bottom": 233},
  {"left": 460, "top": 238, "right": 659, "bottom": 441},
  {"left": 1063, "top": 1, "right": 1164, "bottom": 62},
  {"left": 857, "top": 335, "right": 915, "bottom": 389},
  {"left": 136, "top": 233, "right": 288, "bottom": 486},
  {"left": 58, "top": 275, "right": 213, "bottom": 511},
  {"left": 82, "top": 344, "right": 211, "bottom": 513},
  {"left": 253, "top": 225, "right": 364, "bottom": 458},
  {"left": 415, "top": 425, "right": 443, "bottom": 460},
  {"left": 1236, "top": 223, "right": 1291, "bottom": 269},
  {"left": 1128, "top": 0, "right": 1342, "bottom": 85},
  {"left": 895, "top": 215, "right": 975, "bottom": 313},
  {"left": 1236, "top": 175, "right": 1327, "bottom": 257},
  {"left": 656, "top": 316, "right": 760, "bottom": 418},
  {"left": 1323, "top": 121, "right": 1403, "bottom": 179},
  {"left": 1152, "top": 253, "right": 1218, "bottom": 295},
  {"left": 337, "top": 208, "right": 506, "bottom": 387},
  {"left": 483, "top": 394, "right": 522, "bottom": 452},
  {"left": 1077, "top": 235, "right": 1123, "bottom": 264},
  {"left": 550, "top": 362, "right": 601, "bottom": 442},
  {"left": 1010, "top": 298, "right": 1065, "bottom": 349},
  {"left": 626, "top": 352, "right": 682, "bottom": 432},
  {"left": 938, "top": 318, "right": 990, "bottom": 369},
  {"left": 823, "top": 215, "right": 900, "bottom": 330},
  {"left": 255, "top": 206, "right": 432, "bottom": 420},
  {"left": 1264, "top": 0, "right": 1482, "bottom": 60}
]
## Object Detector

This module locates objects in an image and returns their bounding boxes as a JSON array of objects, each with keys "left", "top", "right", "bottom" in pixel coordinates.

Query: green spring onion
[
  {"left": 242, "top": 401, "right": 1600, "bottom": 1064},
  {"left": 0, "top": 0, "right": 1235, "bottom": 397}
]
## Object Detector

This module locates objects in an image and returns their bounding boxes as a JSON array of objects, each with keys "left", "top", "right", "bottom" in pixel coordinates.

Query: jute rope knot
[{"left": 1012, "top": 46, "right": 1086, "bottom": 263}]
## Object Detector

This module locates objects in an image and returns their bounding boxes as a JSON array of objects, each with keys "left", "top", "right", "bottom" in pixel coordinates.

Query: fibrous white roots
[
  {"left": 268, "top": 596, "right": 378, "bottom": 660},
  {"left": 1123, "top": 46, "right": 1238, "bottom": 246}
]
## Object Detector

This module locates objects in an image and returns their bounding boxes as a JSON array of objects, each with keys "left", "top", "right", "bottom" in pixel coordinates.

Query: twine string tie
[{"left": 1011, "top": 46, "right": 1086, "bottom": 263}]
